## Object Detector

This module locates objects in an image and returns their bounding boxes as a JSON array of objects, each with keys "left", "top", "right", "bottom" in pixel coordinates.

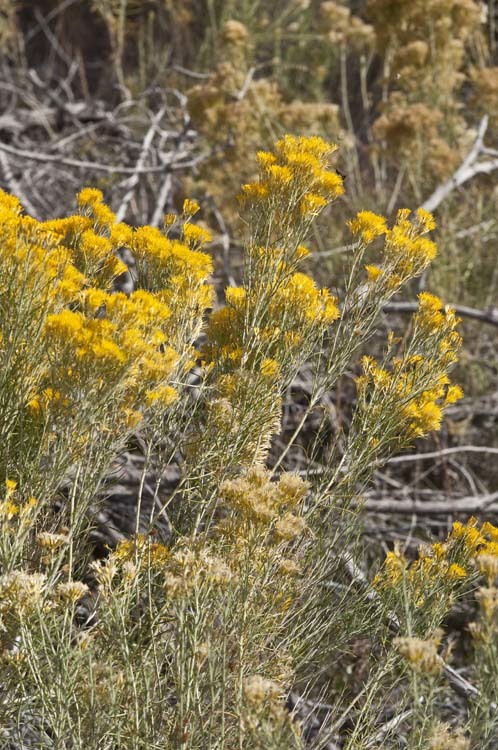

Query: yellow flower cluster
[
  {"left": 385, "top": 208, "right": 438, "bottom": 277},
  {"left": 40, "top": 294, "right": 181, "bottom": 411},
  {"left": 38, "top": 187, "right": 134, "bottom": 286},
  {"left": 113, "top": 534, "right": 171, "bottom": 569},
  {"left": 451, "top": 517, "right": 487, "bottom": 551},
  {"left": 132, "top": 223, "right": 213, "bottom": 349},
  {"left": 186, "top": 135, "right": 346, "bottom": 473},
  {"left": 374, "top": 542, "right": 459, "bottom": 611},
  {"left": 0, "top": 194, "right": 83, "bottom": 316},
  {"left": 414, "top": 292, "right": 463, "bottom": 367},
  {"left": 0, "top": 187, "right": 214, "bottom": 435},
  {"left": 205, "top": 140, "right": 344, "bottom": 380},
  {"left": 242, "top": 135, "right": 344, "bottom": 216},
  {"left": 349, "top": 210, "right": 388, "bottom": 243},
  {"left": 0, "top": 480, "right": 38, "bottom": 535},
  {"left": 132, "top": 224, "right": 212, "bottom": 283},
  {"left": 351, "top": 207, "right": 438, "bottom": 290},
  {"left": 358, "top": 362, "right": 460, "bottom": 441},
  {"left": 205, "top": 272, "right": 339, "bottom": 373},
  {"left": 375, "top": 518, "right": 498, "bottom": 620},
  {"left": 356, "top": 293, "right": 462, "bottom": 442},
  {"left": 464, "top": 521, "right": 498, "bottom": 644},
  {"left": 451, "top": 518, "right": 498, "bottom": 572}
]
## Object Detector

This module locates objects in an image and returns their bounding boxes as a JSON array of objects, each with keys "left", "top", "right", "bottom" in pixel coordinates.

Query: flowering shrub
[{"left": 0, "top": 133, "right": 494, "bottom": 749}]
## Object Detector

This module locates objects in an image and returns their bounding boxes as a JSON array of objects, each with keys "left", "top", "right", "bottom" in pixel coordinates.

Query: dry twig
[
  {"left": 115, "top": 106, "right": 167, "bottom": 222},
  {"left": 384, "top": 300, "right": 498, "bottom": 328}
]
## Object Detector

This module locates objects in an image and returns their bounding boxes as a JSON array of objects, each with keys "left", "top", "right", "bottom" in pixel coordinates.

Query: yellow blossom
[
  {"left": 268, "top": 164, "right": 293, "bottom": 185},
  {"left": 77, "top": 187, "right": 104, "bottom": 208},
  {"left": 411, "top": 237, "right": 437, "bottom": 262},
  {"left": 0, "top": 189, "right": 22, "bottom": 213},
  {"left": 416, "top": 292, "right": 444, "bottom": 328},
  {"left": 315, "top": 169, "right": 345, "bottom": 197},
  {"left": 89, "top": 339, "right": 126, "bottom": 364},
  {"left": 373, "top": 547, "right": 407, "bottom": 588},
  {"left": 124, "top": 409, "right": 143, "bottom": 428},
  {"left": 349, "top": 210, "right": 387, "bottom": 243},
  {"left": 182, "top": 223, "right": 212, "bottom": 248},
  {"left": 295, "top": 244, "right": 310, "bottom": 259},
  {"left": 182, "top": 198, "right": 200, "bottom": 216},
  {"left": 45, "top": 309, "right": 84, "bottom": 340},
  {"left": 92, "top": 202, "right": 116, "bottom": 229},
  {"left": 416, "top": 208, "right": 437, "bottom": 232},
  {"left": 145, "top": 385, "right": 179, "bottom": 408},
  {"left": 451, "top": 519, "right": 484, "bottom": 550},
  {"left": 365, "top": 264, "right": 383, "bottom": 282},
  {"left": 240, "top": 182, "right": 270, "bottom": 202},
  {"left": 446, "top": 563, "right": 467, "bottom": 580},
  {"left": 110, "top": 222, "right": 133, "bottom": 247},
  {"left": 225, "top": 286, "right": 246, "bottom": 307},
  {"left": 5, "top": 479, "right": 17, "bottom": 497},
  {"left": 260, "top": 358, "right": 280, "bottom": 378},
  {"left": 482, "top": 522, "right": 498, "bottom": 542},
  {"left": 300, "top": 193, "right": 328, "bottom": 216},
  {"left": 256, "top": 151, "right": 277, "bottom": 169},
  {"left": 444, "top": 384, "right": 463, "bottom": 405},
  {"left": 0, "top": 501, "right": 18, "bottom": 521}
]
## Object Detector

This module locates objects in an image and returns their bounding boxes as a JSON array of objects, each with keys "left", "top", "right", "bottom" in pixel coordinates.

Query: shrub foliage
[{"left": 1, "top": 133, "right": 496, "bottom": 749}]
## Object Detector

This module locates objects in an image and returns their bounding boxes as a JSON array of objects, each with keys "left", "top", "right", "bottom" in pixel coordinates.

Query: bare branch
[
  {"left": 233, "top": 66, "right": 256, "bottom": 101},
  {"left": 0, "top": 141, "right": 168, "bottom": 175},
  {"left": 421, "top": 115, "right": 491, "bottom": 213},
  {"left": 383, "top": 300, "right": 498, "bottom": 328},
  {"left": 361, "top": 490, "right": 498, "bottom": 515},
  {"left": 150, "top": 173, "right": 173, "bottom": 228},
  {"left": 115, "top": 106, "right": 167, "bottom": 223},
  {"left": 387, "top": 445, "right": 498, "bottom": 464},
  {"left": 0, "top": 151, "right": 38, "bottom": 217}
]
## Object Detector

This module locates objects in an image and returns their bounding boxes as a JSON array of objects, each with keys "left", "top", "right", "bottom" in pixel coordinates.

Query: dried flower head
[
  {"left": 243, "top": 674, "right": 281, "bottom": 704},
  {"left": 394, "top": 630, "right": 444, "bottom": 675},
  {"left": 428, "top": 721, "right": 469, "bottom": 750},
  {"left": 56, "top": 581, "right": 89, "bottom": 605}
]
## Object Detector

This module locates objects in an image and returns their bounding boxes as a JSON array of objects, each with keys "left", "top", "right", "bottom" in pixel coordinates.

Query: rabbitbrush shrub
[{"left": 1, "top": 134, "right": 496, "bottom": 749}]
